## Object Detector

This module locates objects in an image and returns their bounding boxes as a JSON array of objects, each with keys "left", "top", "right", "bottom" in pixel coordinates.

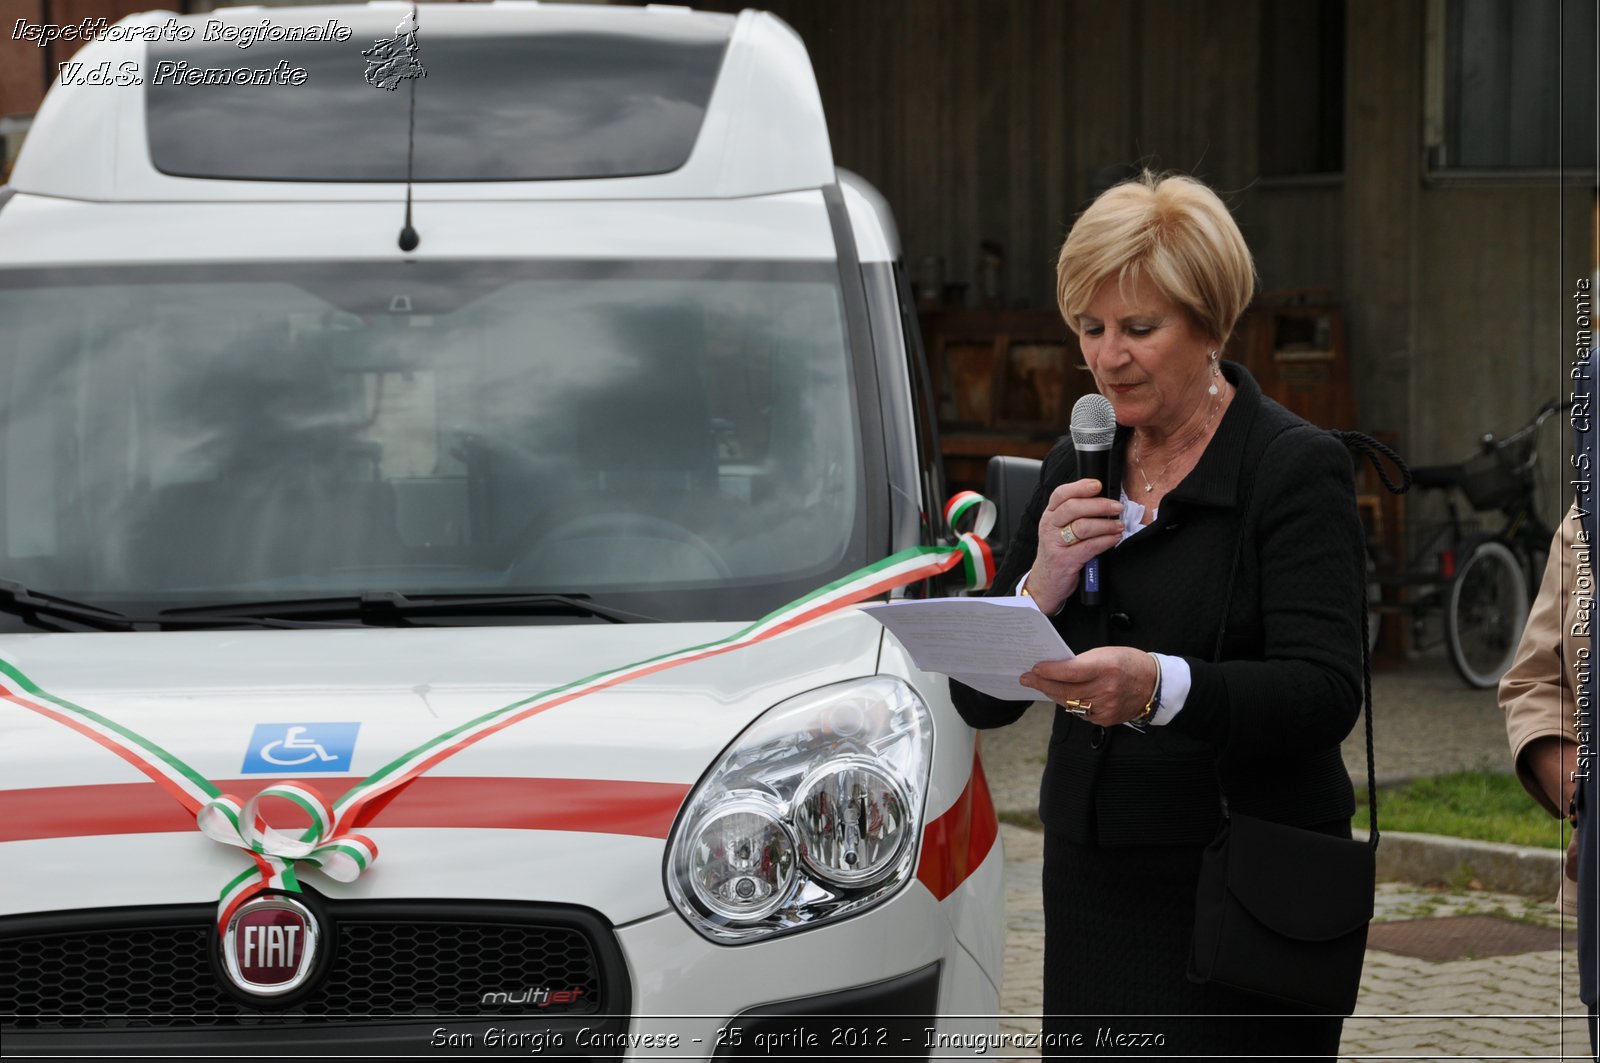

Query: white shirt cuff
[
  {"left": 1148, "top": 654, "right": 1191, "bottom": 725},
  {"left": 1016, "top": 575, "right": 1190, "bottom": 725}
]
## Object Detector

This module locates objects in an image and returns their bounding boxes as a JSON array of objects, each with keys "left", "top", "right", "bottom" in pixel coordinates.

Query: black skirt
[{"left": 1040, "top": 832, "right": 1344, "bottom": 1061}]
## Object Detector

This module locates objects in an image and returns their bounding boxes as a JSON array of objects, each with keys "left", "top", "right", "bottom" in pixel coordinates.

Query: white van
[{"left": 0, "top": 2, "right": 1004, "bottom": 1055}]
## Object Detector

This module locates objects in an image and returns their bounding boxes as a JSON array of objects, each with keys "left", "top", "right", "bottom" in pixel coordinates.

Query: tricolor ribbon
[
  {"left": 198, "top": 783, "right": 377, "bottom": 934},
  {"left": 943, "top": 491, "right": 996, "bottom": 589},
  {"left": 0, "top": 494, "right": 997, "bottom": 937}
]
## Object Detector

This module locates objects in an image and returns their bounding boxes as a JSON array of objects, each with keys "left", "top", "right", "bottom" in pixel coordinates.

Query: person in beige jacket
[{"left": 1499, "top": 503, "right": 1588, "bottom": 906}]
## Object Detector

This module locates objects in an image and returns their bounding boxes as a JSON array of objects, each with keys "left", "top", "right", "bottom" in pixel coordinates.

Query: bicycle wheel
[{"left": 1444, "top": 540, "right": 1530, "bottom": 688}]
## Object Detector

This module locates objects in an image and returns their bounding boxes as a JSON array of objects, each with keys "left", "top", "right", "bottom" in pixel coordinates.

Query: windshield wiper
[
  {"left": 0, "top": 581, "right": 141, "bottom": 632},
  {"left": 0, "top": 581, "right": 351, "bottom": 631},
  {"left": 158, "top": 591, "right": 659, "bottom": 626}
]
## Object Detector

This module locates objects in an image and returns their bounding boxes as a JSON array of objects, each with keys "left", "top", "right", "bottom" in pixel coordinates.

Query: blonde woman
[{"left": 952, "top": 172, "right": 1366, "bottom": 1059}]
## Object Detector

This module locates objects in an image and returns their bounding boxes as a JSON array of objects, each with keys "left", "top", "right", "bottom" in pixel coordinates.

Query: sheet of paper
[{"left": 860, "top": 596, "right": 1072, "bottom": 701}]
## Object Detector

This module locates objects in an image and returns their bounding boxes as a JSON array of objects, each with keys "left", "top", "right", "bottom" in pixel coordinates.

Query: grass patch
[
  {"left": 1356, "top": 771, "right": 1565, "bottom": 849},
  {"left": 997, "top": 809, "right": 1044, "bottom": 832}
]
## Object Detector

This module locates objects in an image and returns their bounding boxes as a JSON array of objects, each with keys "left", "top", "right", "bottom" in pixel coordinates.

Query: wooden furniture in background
[
  {"left": 1225, "top": 288, "right": 1357, "bottom": 431},
  {"left": 919, "top": 307, "right": 1092, "bottom": 493}
]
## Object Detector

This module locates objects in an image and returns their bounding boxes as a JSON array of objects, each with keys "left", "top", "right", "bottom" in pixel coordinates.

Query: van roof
[{"left": 10, "top": 3, "right": 836, "bottom": 203}]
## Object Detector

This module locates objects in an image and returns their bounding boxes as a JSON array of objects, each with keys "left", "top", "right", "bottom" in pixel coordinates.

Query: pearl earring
[{"left": 1207, "top": 351, "right": 1220, "bottom": 396}]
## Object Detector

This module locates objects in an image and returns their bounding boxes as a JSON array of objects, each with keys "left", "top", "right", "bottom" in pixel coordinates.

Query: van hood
[{"left": 0, "top": 613, "right": 884, "bottom": 921}]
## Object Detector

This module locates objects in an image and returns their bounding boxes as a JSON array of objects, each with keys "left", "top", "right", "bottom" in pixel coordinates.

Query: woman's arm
[
  {"left": 1500, "top": 510, "right": 1581, "bottom": 817},
  {"left": 1167, "top": 426, "right": 1364, "bottom": 759}
]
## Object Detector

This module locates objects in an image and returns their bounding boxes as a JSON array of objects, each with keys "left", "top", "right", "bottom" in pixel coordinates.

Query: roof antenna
[
  {"left": 399, "top": 65, "right": 420, "bottom": 253},
  {"left": 362, "top": 5, "right": 427, "bottom": 252}
]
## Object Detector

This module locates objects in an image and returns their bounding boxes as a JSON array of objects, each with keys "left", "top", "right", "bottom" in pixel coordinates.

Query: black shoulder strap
[
  {"left": 1212, "top": 426, "right": 1410, "bottom": 852},
  {"left": 1336, "top": 431, "right": 1410, "bottom": 850},
  {"left": 1208, "top": 408, "right": 1283, "bottom": 662},
  {"left": 1335, "top": 430, "right": 1413, "bottom": 494}
]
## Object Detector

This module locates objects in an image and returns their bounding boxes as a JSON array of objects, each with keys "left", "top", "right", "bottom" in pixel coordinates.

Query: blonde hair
[{"left": 1056, "top": 171, "right": 1256, "bottom": 347}]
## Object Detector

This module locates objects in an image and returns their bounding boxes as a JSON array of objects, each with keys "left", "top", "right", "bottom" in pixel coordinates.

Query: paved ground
[
  {"left": 1342, "top": 653, "right": 1515, "bottom": 786},
  {"left": 980, "top": 649, "right": 1594, "bottom": 1061}
]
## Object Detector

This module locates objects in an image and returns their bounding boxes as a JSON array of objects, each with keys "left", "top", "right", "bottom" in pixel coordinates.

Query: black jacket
[{"left": 951, "top": 362, "right": 1365, "bottom": 846}]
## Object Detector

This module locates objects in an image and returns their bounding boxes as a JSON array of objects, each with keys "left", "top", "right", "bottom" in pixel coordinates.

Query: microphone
[{"left": 1069, "top": 393, "right": 1117, "bottom": 606}]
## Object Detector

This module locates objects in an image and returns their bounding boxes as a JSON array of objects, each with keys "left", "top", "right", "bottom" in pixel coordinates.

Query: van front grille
[{"left": 2, "top": 901, "right": 616, "bottom": 1031}]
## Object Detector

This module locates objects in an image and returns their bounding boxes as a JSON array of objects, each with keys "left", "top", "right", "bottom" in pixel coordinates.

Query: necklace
[{"left": 1131, "top": 392, "right": 1223, "bottom": 495}]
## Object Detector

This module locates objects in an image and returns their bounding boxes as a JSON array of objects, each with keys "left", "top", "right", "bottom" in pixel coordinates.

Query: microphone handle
[{"left": 1075, "top": 445, "right": 1111, "bottom": 606}]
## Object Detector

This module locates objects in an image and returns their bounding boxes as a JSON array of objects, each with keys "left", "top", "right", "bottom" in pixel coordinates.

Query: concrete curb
[{"left": 1358, "top": 828, "right": 1564, "bottom": 897}]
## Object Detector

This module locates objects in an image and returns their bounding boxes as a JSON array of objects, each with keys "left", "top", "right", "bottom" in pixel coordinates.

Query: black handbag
[
  {"left": 1188, "top": 806, "right": 1376, "bottom": 1014},
  {"left": 1186, "top": 431, "right": 1408, "bottom": 1015}
]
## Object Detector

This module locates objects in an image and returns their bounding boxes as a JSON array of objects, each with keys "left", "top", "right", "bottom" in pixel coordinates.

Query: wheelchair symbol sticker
[{"left": 242, "top": 723, "right": 360, "bottom": 774}]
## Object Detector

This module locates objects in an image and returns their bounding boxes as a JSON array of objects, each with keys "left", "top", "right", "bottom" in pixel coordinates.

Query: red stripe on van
[
  {"left": 0, "top": 776, "right": 691, "bottom": 842},
  {"left": 916, "top": 750, "right": 999, "bottom": 901}
]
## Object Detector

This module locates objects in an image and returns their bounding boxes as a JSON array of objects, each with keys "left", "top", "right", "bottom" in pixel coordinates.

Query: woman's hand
[
  {"left": 1025, "top": 479, "right": 1124, "bottom": 613},
  {"left": 1021, "top": 646, "right": 1159, "bottom": 727}
]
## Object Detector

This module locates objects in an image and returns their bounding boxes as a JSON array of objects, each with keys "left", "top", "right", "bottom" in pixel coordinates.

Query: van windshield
[{"left": 0, "top": 260, "right": 869, "bottom": 623}]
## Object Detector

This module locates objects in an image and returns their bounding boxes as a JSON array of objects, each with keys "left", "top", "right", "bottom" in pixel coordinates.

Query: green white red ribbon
[
  {"left": 944, "top": 491, "right": 996, "bottom": 588},
  {"left": 199, "top": 784, "right": 377, "bottom": 931},
  {"left": 0, "top": 493, "right": 995, "bottom": 937}
]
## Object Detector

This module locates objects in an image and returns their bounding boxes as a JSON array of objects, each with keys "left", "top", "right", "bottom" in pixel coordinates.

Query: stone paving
[
  {"left": 993, "top": 826, "right": 1591, "bottom": 1061},
  {"left": 978, "top": 649, "right": 1594, "bottom": 1061}
]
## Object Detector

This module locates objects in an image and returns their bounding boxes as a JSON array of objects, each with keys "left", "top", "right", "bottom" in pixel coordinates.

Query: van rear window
[{"left": 144, "top": 18, "right": 730, "bottom": 182}]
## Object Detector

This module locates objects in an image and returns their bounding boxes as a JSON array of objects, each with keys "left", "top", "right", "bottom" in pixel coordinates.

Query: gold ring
[
  {"left": 1064, "top": 698, "right": 1092, "bottom": 714},
  {"left": 1058, "top": 522, "right": 1079, "bottom": 547}
]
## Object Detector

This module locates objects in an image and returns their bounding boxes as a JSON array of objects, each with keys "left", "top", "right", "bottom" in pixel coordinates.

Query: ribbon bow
[
  {"left": 944, "top": 490, "right": 997, "bottom": 589},
  {"left": 198, "top": 782, "right": 378, "bottom": 934}
]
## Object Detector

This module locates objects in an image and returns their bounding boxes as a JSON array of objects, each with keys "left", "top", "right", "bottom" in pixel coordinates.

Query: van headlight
[
  {"left": 665, "top": 677, "right": 933, "bottom": 944},
  {"left": 683, "top": 798, "right": 796, "bottom": 922}
]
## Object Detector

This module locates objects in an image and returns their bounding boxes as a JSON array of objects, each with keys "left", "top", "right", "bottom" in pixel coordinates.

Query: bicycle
[{"left": 1370, "top": 397, "right": 1564, "bottom": 688}]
